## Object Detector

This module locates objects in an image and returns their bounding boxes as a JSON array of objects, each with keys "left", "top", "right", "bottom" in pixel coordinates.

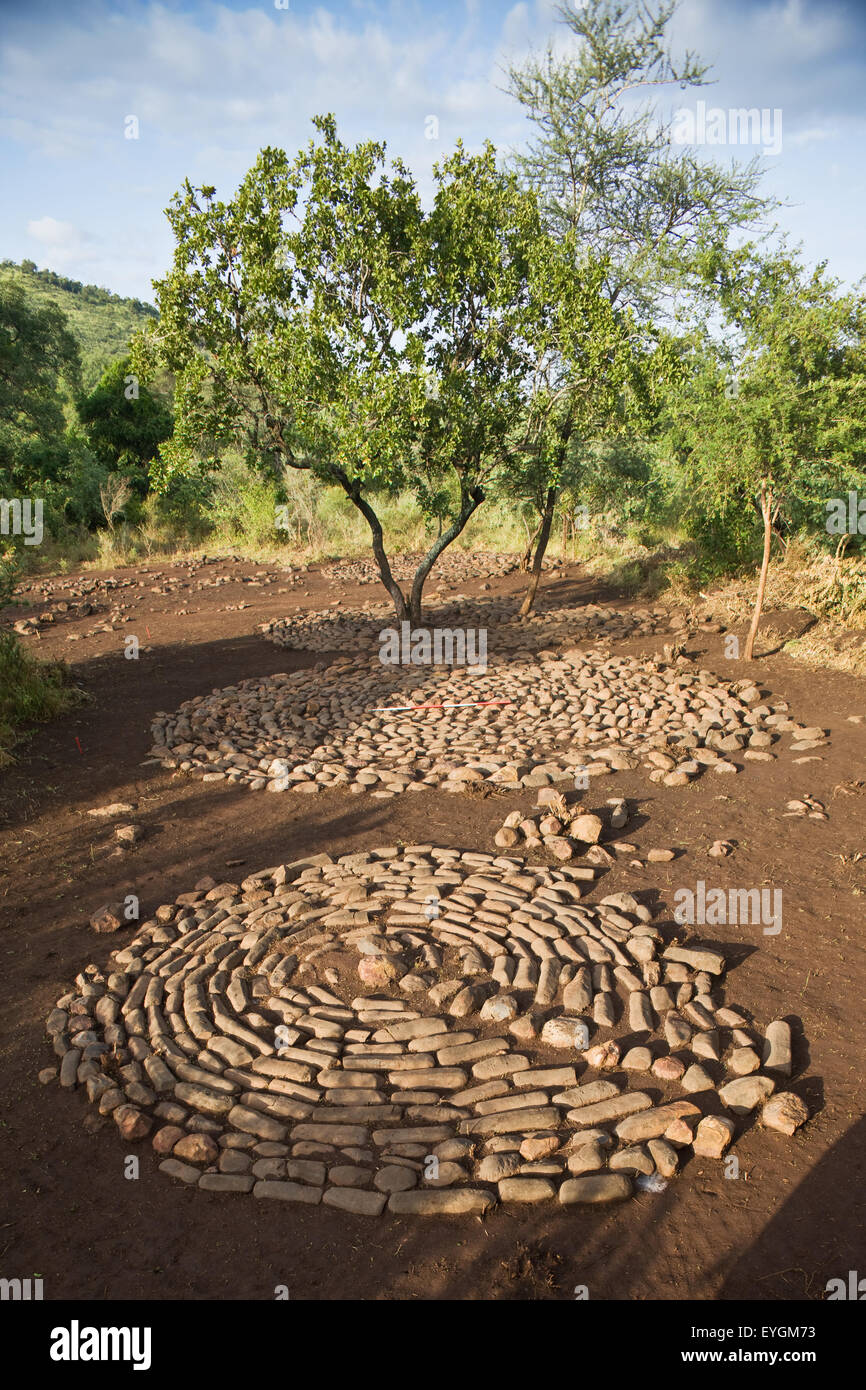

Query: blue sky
[{"left": 1, "top": 0, "right": 864, "bottom": 302}]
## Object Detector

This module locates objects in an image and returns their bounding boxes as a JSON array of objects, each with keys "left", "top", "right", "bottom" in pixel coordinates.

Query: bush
[{"left": 0, "top": 630, "right": 84, "bottom": 765}]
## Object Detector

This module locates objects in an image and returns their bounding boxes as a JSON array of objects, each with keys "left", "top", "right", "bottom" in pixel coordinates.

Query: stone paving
[
  {"left": 43, "top": 845, "right": 809, "bottom": 1215},
  {"left": 149, "top": 647, "right": 826, "bottom": 798},
  {"left": 260, "top": 595, "right": 674, "bottom": 655}
]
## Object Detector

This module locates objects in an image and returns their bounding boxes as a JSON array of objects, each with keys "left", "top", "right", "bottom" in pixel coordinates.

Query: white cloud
[{"left": 27, "top": 216, "right": 82, "bottom": 248}]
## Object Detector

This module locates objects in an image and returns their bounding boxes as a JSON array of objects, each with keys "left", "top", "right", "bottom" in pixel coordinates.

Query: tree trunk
[
  {"left": 408, "top": 485, "right": 485, "bottom": 624},
  {"left": 519, "top": 485, "right": 558, "bottom": 617},
  {"left": 744, "top": 483, "right": 773, "bottom": 661},
  {"left": 335, "top": 475, "right": 411, "bottom": 623},
  {"left": 520, "top": 523, "right": 540, "bottom": 572}
]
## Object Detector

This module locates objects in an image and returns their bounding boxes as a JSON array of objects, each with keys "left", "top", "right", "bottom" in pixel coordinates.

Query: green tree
[
  {"left": 666, "top": 248, "right": 866, "bottom": 658},
  {"left": 503, "top": 0, "right": 774, "bottom": 607},
  {"left": 76, "top": 355, "right": 173, "bottom": 494},
  {"left": 0, "top": 277, "right": 81, "bottom": 495},
  {"left": 134, "top": 115, "right": 610, "bottom": 623}
]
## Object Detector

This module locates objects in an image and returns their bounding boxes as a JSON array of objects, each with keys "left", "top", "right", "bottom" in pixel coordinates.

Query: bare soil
[{"left": 1, "top": 556, "right": 864, "bottom": 1301}]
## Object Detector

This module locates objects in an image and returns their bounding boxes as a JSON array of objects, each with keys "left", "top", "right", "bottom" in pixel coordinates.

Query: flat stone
[
  {"left": 198, "top": 1173, "right": 255, "bottom": 1193},
  {"left": 498, "top": 1177, "right": 556, "bottom": 1203},
  {"left": 252, "top": 1180, "right": 322, "bottom": 1203},
  {"left": 718, "top": 1075, "right": 775, "bottom": 1114},
  {"left": 559, "top": 1174, "right": 632, "bottom": 1205},
  {"left": 387, "top": 1189, "right": 495, "bottom": 1216},
  {"left": 763, "top": 1020, "right": 792, "bottom": 1075},
  {"left": 567, "top": 1092, "right": 652, "bottom": 1127},
  {"left": 374, "top": 1164, "right": 417, "bottom": 1193},
  {"left": 158, "top": 1158, "right": 201, "bottom": 1184},
  {"left": 322, "top": 1187, "right": 386, "bottom": 1215}
]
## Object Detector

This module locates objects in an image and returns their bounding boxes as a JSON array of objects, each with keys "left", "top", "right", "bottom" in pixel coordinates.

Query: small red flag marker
[{"left": 75, "top": 736, "right": 83, "bottom": 753}]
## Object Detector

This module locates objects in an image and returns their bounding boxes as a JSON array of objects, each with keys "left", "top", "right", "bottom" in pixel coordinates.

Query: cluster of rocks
[
  {"left": 7, "top": 561, "right": 298, "bottom": 640},
  {"left": 321, "top": 552, "right": 521, "bottom": 588},
  {"left": 260, "top": 596, "right": 674, "bottom": 657},
  {"left": 43, "top": 845, "right": 809, "bottom": 1215},
  {"left": 493, "top": 796, "right": 628, "bottom": 864},
  {"left": 784, "top": 796, "right": 828, "bottom": 820},
  {"left": 150, "top": 649, "right": 816, "bottom": 799}
]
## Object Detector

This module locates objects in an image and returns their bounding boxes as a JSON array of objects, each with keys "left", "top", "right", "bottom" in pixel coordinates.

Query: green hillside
[{"left": 0, "top": 259, "right": 158, "bottom": 390}]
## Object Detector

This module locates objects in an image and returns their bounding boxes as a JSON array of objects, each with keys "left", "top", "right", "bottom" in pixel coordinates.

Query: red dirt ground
[{"left": 1, "top": 556, "right": 864, "bottom": 1301}]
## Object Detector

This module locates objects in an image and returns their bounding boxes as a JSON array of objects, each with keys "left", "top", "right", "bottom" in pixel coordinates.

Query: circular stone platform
[
  {"left": 149, "top": 649, "right": 801, "bottom": 796},
  {"left": 260, "top": 596, "right": 674, "bottom": 656},
  {"left": 45, "top": 845, "right": 808, "bottom": 1215}
]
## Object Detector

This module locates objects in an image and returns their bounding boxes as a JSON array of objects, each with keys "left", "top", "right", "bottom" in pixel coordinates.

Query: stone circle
[
  {"left": 149, "top": 647, "right": 810, "bottom": 797},
  {"left": 45, "top": 844, "right": 809, "bottom": 1214},
  {"left": 260, "top": 595, "right": 674, "bottom": 655}
]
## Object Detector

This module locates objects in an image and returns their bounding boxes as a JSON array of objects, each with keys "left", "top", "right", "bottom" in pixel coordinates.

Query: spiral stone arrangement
[
  {"left": 149, "top": 648, "right": 814, "bottom": 798},
  {"left": 44, "top": 845, "right": 809, "bottom": 1215},
  {"left": 260, "top": 596, "right": 674, "bottom": 656}
]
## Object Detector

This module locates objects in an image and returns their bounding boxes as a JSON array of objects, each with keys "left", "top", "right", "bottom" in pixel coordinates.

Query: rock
[
  {"left": 520, "top": 1134, "right": 560, "bottom": 1162},
  {"left": 88, "top": 803, "right": 135, "bottom": 818},
  {"left": 610, "top": 1145, "right": 653, "bottom": 1175},
  {"left": 498, "top": 1177, "right": 557, "bottom": 1203},
  {"left": 584, "top": 1041, "right": 621, "bottom": 1070},
  {"left": 152, "top": 1124, "right": 185, "bottom": 1155},
  {"left": 159, "top": 1158, "right": 201, "bottom": 1184},
  {"left": 322, "top": 1187, "right": 386, "bottom": 1216},
  {"left": 477, "top": 1152, "right": 521, "bottom": 1182},
  {"left": 761, "top": 1092, "right": 809, "bottom": 1135},
  {"left": 622, "top": 1046, "right": 653, "bottom": 1072},
  {"left": 647, "top": 1138, "right": 679, "bottom": 1177},
  {"left": 763, "top": 1020, "right": 792, "bottom": 1075},
  {"left": 568, "top": 1092, "right": 652, "bottom": 1127},
  {"left": 651, "top": 1055, "right": 685, "bottom": 1082},
  {"left": 494, "top": 827, "right": 519, "bottom": 849},
  {"left": 614, "top": 1101, "right": 700, "bottom": 1143},
  {"left": 374, "top": 1164, "right": 417, "bottom": 1193},
  {"left": 570, "top": 814, "right": 603, "bottom": 844},
  {"left": 479, "top": 994, "right": 519, "bottom": 1023},
  {"left": 567, "top": 1142, "right": 605, "bottom": 1174},
  {"left": 559, "top": 1174, "right": 632, "bottom": 1205},
  {"left": 540, "top": 1017, "right": 590, "bottom": 1050},
  {"left": 647, "top": 848, "right": 675, "bottom": 863},
  {"left": 387, "top": 1189, "right": 496, "bottom": 1216},
  {"left": 90, "top": 903, "right": 127, "bottom": 934},
  {"left": 692, "top": 1114, "right": 736, "bottom": 1157},
  {"left": 113, "top": 1105, "right": 151, "bottom": 1141},
  {"left": 681, "top": 1064, "right": 715, "bottom": 1093},
  {"left": 174, "top": 1133, "right": 220, "bottom": 1165},
  {"left": 718, "top": 1075, "right": 775, "bottom": 1114},
  {"left": 252, "top": 1180, "right": 321, "bottom": 1203},
  {"left": 114, "top": 824, "right": 144, "bottom": 845},
  {"left": 728, "top": 1046, "right": 761, "bottom": 1076},
  {"left": 357, "top": 956, "right": 399, "bottom": 988},
  {"left": 663, "top": 944, "right": 726, "bottom": 975}
]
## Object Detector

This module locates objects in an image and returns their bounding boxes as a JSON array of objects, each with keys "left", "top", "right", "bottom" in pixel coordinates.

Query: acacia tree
[
  {"left": 134, "top": 116, "right": 603, "bottom": 624},
  {"left": 503, "top": 0, "right": 774, "bottom": 607},
  {"left": 665, "top": 248, "right": 866, "bottom": 658}
]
